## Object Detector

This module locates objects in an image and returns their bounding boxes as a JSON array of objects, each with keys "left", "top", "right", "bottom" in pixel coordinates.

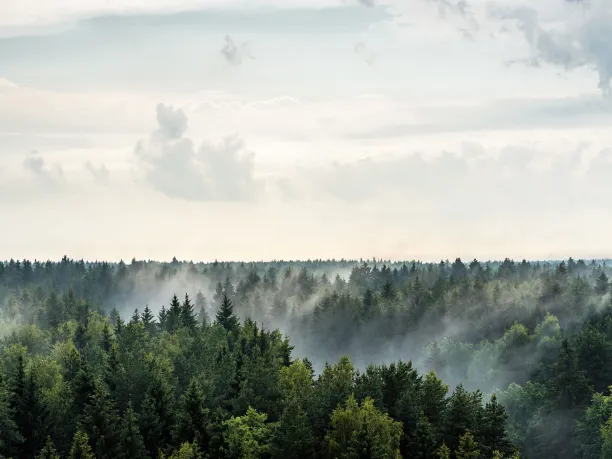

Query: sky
[{"left": 1, "top": 0, "right": 612, "bottom": 262}]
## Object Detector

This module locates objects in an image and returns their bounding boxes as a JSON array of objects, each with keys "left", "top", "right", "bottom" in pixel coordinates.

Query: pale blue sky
[{"left": 0, "top": 0, "right": 611, "bottom": 261}]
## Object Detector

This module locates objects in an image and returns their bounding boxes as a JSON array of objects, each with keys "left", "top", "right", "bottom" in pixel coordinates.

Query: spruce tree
[
  {"left": 140, "top": 375, "right": 175, "bottom": 458},
  {"left": 173, "top": 379, "right": 209, "bottom": 450},
  {"left": 141, "top": 306, "right": 155, "bottom": 333},
  {"left": 117, "top": 403, "right": 147, "bottom": 459},
  {"left": 480, "top": 394, "right": 513, "bottom": 457},
  {"left": 414, "top": 411, "right": 437, "bottom": 459},
  {"left": 10, "top": 355, "right": 49, "bottom": 458},
  {"left": 596, "top": 271, "right": 609, "bottom": 295},
  {"left": 102, "top": 321, "right": 113, "bottom": 353},
  {"left": 0, "top": 381, "right": 22, "bottom": 458},
  {"left": 180, "top": 294, "right": 198, "bottom": 330},
  {"left": 130, "top": 309, "right": 141, "bottom": 324},
  {"left": 80, "top": 382, "right": 121, "bottom": 459},
  {"left": 167, "top": 295, "right": 182, "bottom": 333},
  {"left": 36, "top": 436, "right": 60, "bottom": 459},
  {"left": 215, "top": 294, "right": 239, "bottom": 334},
  {"left": 158, "top": 306, "right": 168, "bottom": 332},
  {"left": 69, "top": 430, "right": 95, "bottom": 459},
  {"left": 455, "top": 430, "right": 480, "bottom": 459}
]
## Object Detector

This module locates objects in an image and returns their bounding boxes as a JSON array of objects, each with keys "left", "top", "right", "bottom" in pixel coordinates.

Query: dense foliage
[{"left": 1, "top": 256, "right": 612, "bottom": 458}]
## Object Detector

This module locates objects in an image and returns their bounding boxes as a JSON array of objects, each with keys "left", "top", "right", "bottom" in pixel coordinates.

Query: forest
[{"left": 1, "top": 256, "right": 612, "bottom": 458}]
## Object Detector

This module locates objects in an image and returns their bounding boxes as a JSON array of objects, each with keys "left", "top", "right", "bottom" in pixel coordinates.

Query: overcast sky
[{"left": 1, "top": 0, "right": 611, "bottom": 262}]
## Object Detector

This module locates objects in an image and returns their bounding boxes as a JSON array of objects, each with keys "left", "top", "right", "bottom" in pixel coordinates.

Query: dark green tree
[
  {"left": 117, "top": 403, "right": 147, "bottom": 459},
  {"left": 215, "top": 294, "right": 240, "bottom": 334},
  {"left": 180, "top": 294, "right": 198, "bottom": 330},
  {"left": 36, "top": 436, "right": 60, "bottom": 459}
]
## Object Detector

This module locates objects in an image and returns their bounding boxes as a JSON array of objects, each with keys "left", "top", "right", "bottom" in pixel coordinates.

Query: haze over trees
[{"left": 1, "top": 256, "right": 612, "bottom": 458}]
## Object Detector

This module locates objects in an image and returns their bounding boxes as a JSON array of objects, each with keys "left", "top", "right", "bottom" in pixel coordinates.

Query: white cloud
[{"left": 134, "top": 103, "right": 261, "bottom": 201}]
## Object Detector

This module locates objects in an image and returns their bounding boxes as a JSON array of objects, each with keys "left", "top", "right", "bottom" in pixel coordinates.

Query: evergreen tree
[
  {"left": 0, "top": 381, "right": 22, "bottom": 457},
  {"left": 101, "top": 321, "right": 113, "bottom": 353},
  {"left": 117, "top": 403, "right": 147, "bottom": 459},
  {"left": 167, "top": 295, "right": 182, "bottom": 333},
  {"left": 173, "top": 379, "right": 209, "bottom": 450},
  {"left": 213, "top": 282, "right": 224, "bottom": 308},
  {"left": 215, "top": 294, "right": 240, "bottom": 334},
  {"left": 158, "top": 306, "right": 168, "bottom": 331},
  {"left": 37, "top": 436, "right": 60, "bottom": 459},
  {"left": 69, "top": 430, "right": 95, "bottom": 459},
  {"left": 130, "top": 308, "right": 141, "bottom": 324},
  {"left": 10, "top": 355, "right": 49, "bottom": 458},
  {"left": 80, "top": 382, "right": 121, "bottom": 459},
  {"left": 480, "top": 394, "right": 513, "bottom": 457},
  {"left": 455, "top": 430, "right": 480, "bottom": 459},
  {"left": 140, "top": 375, "right": 175, "bottom": 459},
  {"left": 270, "top": 400, "right": 315, "bottom": 459},
  {"left": 141, "top": 306, "right": 155, "bottom": 333},
  {"left": 45, "top": 290, "right": 63, "bottom": 330},
  {"left": 436, "top": 442, "right": 451, "bottom": 459},
  {"left": 180, "top": 294, "right": 198, "bottom": 330},
  {"left": 414, "top": 411, "right": 437, "bottom": 459},
  {"left": 595, "top": 271, "right": 609, "bottom": 295}
]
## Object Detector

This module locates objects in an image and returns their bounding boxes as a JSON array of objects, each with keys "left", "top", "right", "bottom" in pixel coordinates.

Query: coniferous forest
[{"left": 2, "top": 257, "right": 612, "bottom": 458}]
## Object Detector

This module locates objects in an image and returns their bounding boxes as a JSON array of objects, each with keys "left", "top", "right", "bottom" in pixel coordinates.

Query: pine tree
[
  {"left": 173, "top": 379, "right": 209, "bottom": 450},
  {"left": 215, "top": 294, "right": 240, "bottom": 334},
  {"left": 455, "top": 430, "right": 480, "bottom": 459},
  {"left": 381, "top": 279, "right": 395, "bottom": 301},
  {"left": 45, "top": 290, "right": 63, "bottom": 330},
  {"left": 443, "top": 384, "right": 480, "bottom": 452},
  {"left": 158, "top": 306, "right": 168, "bottom": 331},
  {"left": 117, "top": 403, "right": 147, "bottom": 459},
  {"left": 414, "top": 411, "right": 437, "bottom": 459},
  {"left": 140, "top": 375, "right": 175, "bottom": 459},
  {"left": 195, "top": 291, "right": 209, "bottom": 327},
  {"left": 436, "top": 443, "right": 450, "bottom": 459},
  {"left": 270, "top": 399, "right": 315, "bottom": 459},
  {"left": 213, "top": 282, "right": 224, "bottom": 308},
  {"left": 0, "top": 381, "right": 22, "bottom": 458},
  {"left": 109, "top": 307, "right": 120, "bottom": 326},
  {"left": 180, "top": 294, "right": 198, "bottom": 330},
  {"left": 167, "top": 295, "right": 182, "bottom": 333},
  {"left": 80, "top": 382, "right": 121, "bottom": 459},
  {"left": 102, "top": 321, "right": 113, "bottom": 353},
  {"left": 69, "top": 430, "right": 95, "bottom": 459},
  {"left": 37, "top": 436, "right": 60, "bottom": 459},
  {"left": 223, "top": 277, "right": 235, "bottom": 298},
  {"left": 10, "top": 355, "right": 49, "bottom": 458},
  {"left": 130, "top": 308, "right": 141, "bottom": 324},
  {"left": 141, "top": 306, "right": 155, "bottom": 333},
  {"left": 480, "top": 394, "right": 513, "bottom": 457},
  {"left": 596, "top": 271, "right": 609, "bottom": 295}
]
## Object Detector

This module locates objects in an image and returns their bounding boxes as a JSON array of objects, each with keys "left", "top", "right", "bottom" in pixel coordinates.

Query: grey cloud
[
  {"left": 22, "top": 150, "right": 64, "bottom": 191},
  {"left": 135, "top": 103, "right": 261, "bottom": 202},
  {"left": 221, "top": 35, "right": 253, "bottom": 66},
  {"left": 86, "top": 162, "right": 110, "bottom": 185},
  {"left": 493, "top": 1, "right": 612, "bottom": 94}
]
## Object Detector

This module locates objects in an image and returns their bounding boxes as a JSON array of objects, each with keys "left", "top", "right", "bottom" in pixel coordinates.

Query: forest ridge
[{"left": 1, "top": 257, "right": 612, "bottom": 458}]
